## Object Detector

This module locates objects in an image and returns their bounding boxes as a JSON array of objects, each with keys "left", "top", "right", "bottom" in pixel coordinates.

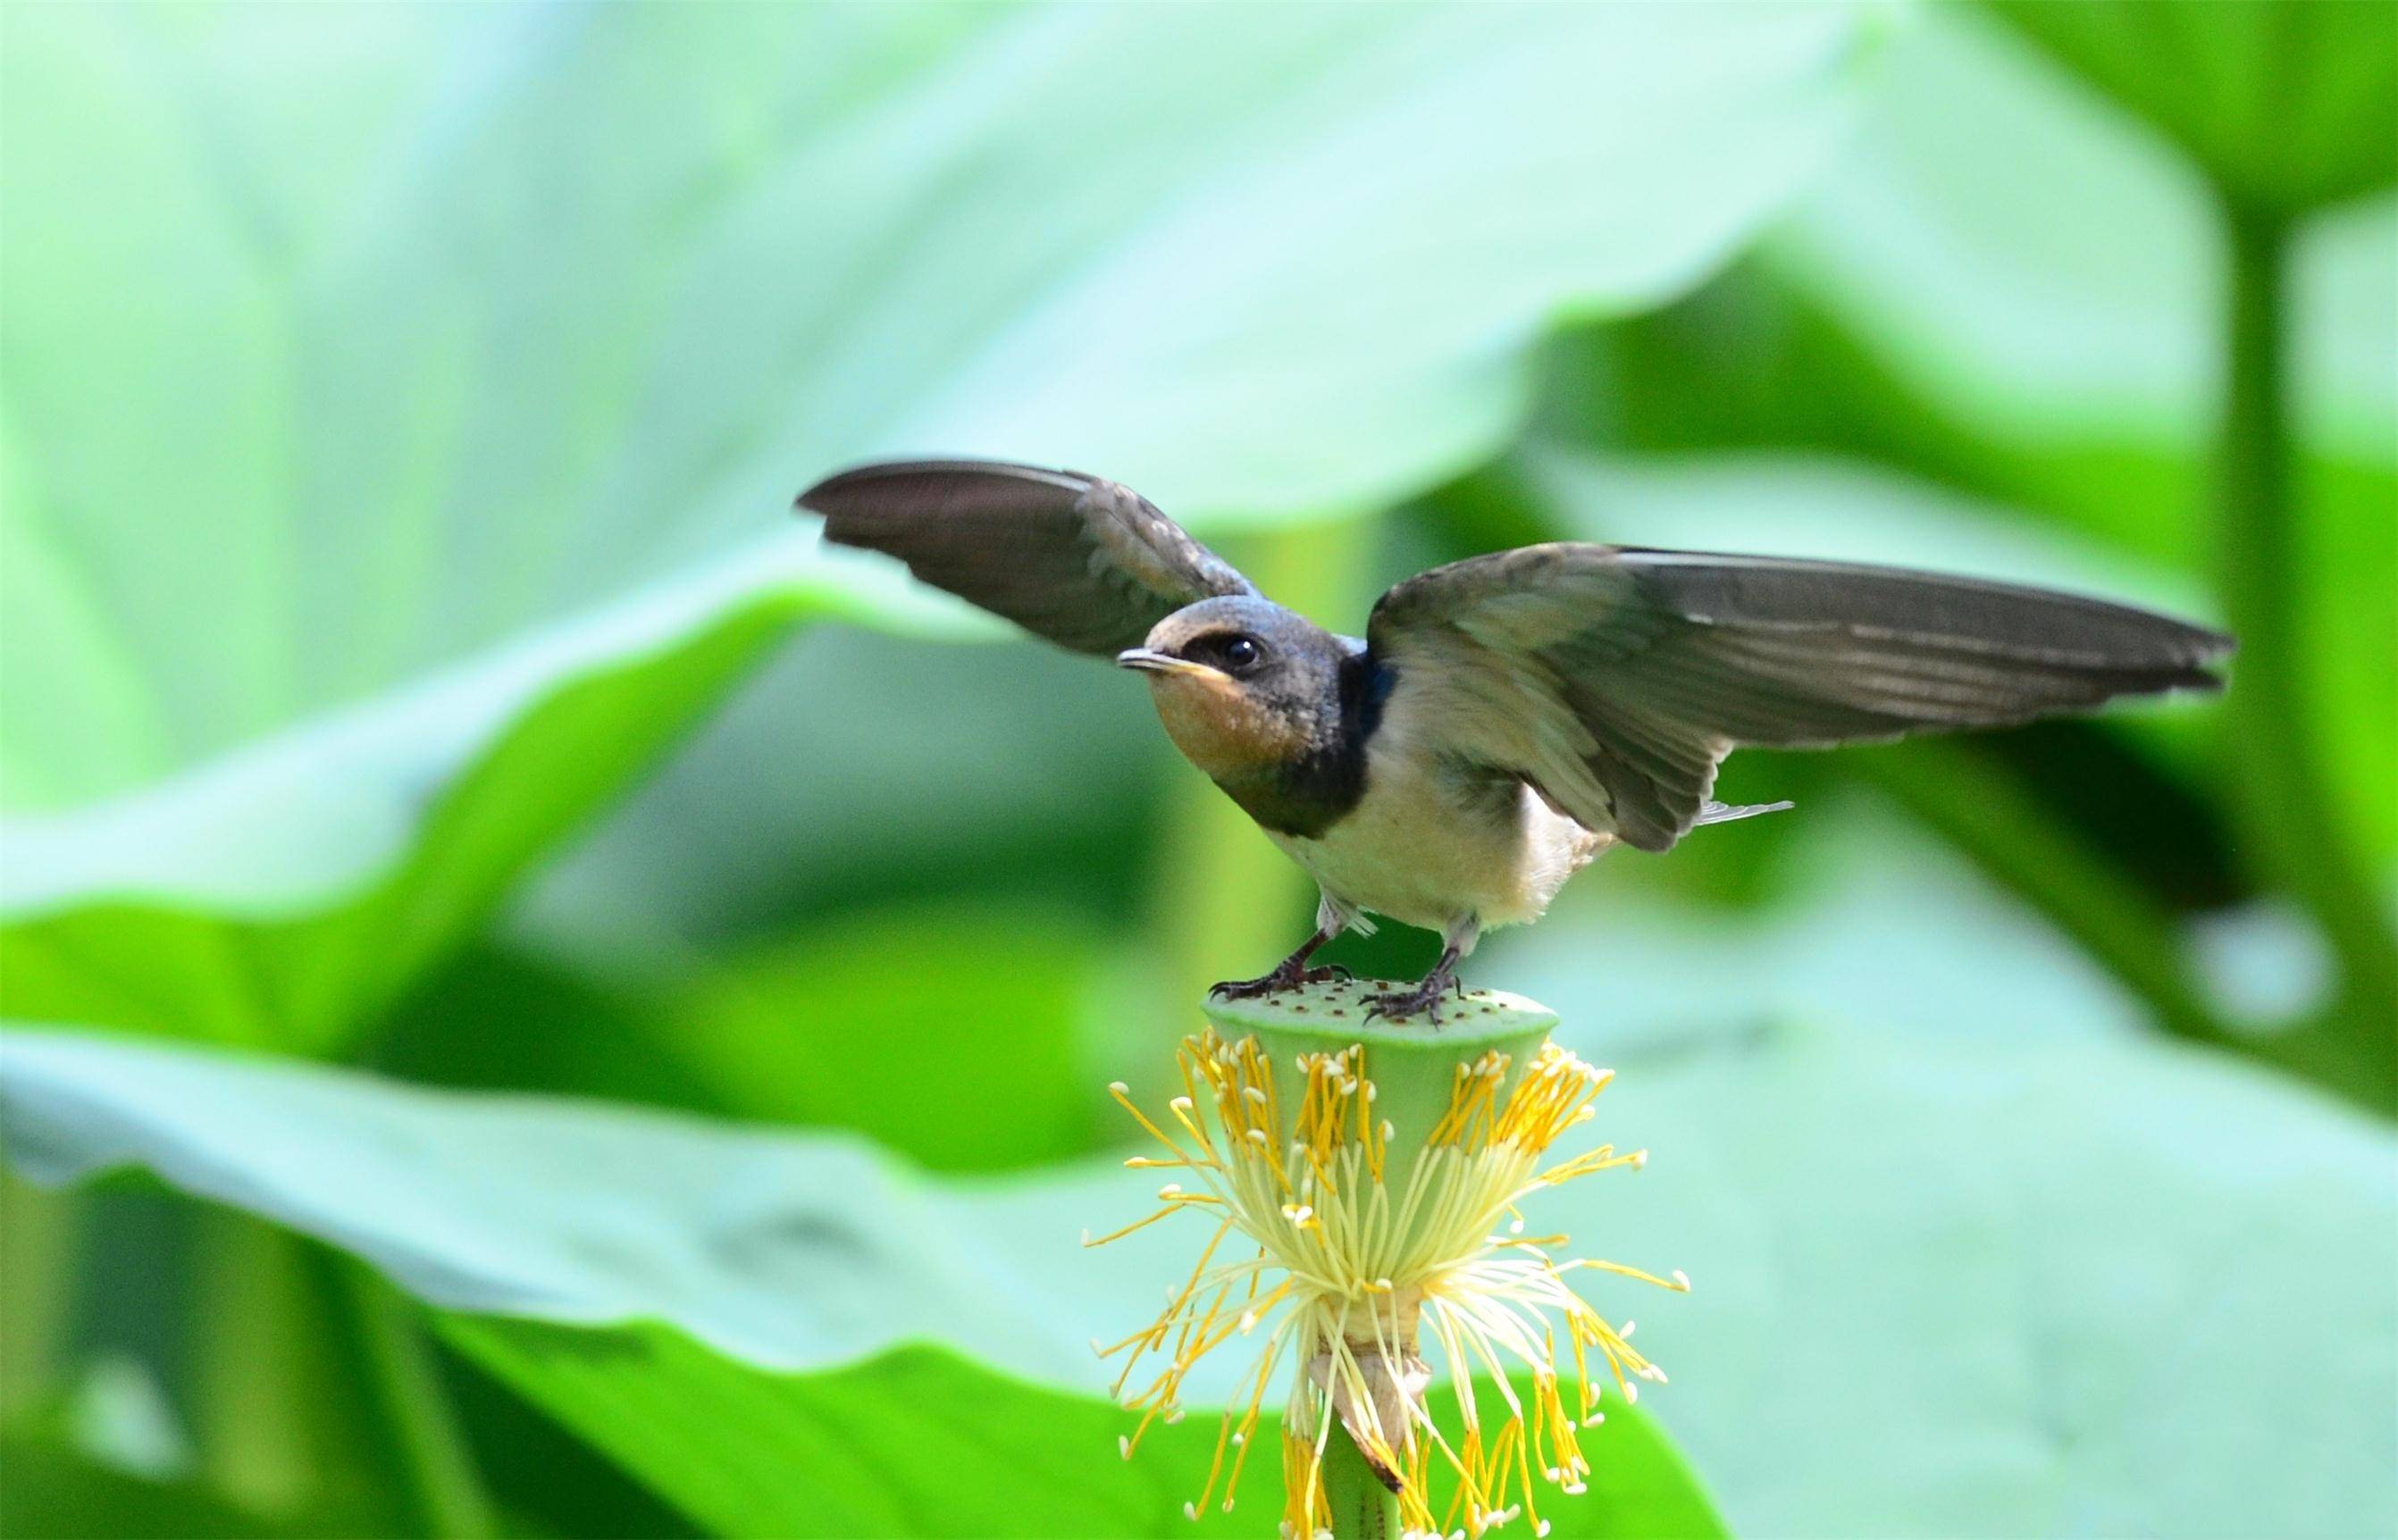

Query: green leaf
[
  {"left": 1774, "top": 8, "right": 2396, "bottom": 457},
  {"left": 372, "top": 905, "right": 1111, "bottom": 1172},
  {"left": 507, "top": 623, "right": 1166, "bottom": 972},
  {"left": 1589, "top": 1027, "right": 2397, "bottom": 1537},
  {"left": 1483, "top": 796, "right": 2185, "bottom": 1053},
  {"left": 0, "top": 594, "right": 809, "bottom": 1053},
  {"left": 650, "top": 905, "right": 1103, "bottom": 1171},
  {"left": 440, "top": 1324, "right": 1258, "bottom": 1540},
  {"left": 1814, "top": 1, "right": 2395, "bottom": 444},
  {"left": 1983, "top": 0, "right": 2398, "bottom": 215},
  {"left": 5, "top": 1017, "right": 2391, "bottom": 1536},
  {"left": 438, "top": 1321, "right": 1722, "bottom": 1540},
  {"left": 2, "top": 3, "right": 1885, "bottom": 1048}
]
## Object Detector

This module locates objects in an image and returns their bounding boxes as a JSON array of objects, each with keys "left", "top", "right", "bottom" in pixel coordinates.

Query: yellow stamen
[{"left": 1089, "top": 1027, "right": 1681, "bottom": 1537}]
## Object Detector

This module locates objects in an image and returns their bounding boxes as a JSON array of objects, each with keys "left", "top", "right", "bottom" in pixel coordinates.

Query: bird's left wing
[
  {"left": 1367, "top": 543, "right": 2232, "bottom": 853},
  {"left": 797, "top": 459, "right": 1256, "bottom": 656}
]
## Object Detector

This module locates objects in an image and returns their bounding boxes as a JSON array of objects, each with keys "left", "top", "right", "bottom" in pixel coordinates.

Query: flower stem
[
  {"left": 2217, "top": 199, "right": 2398, "bottom": 1095},
  {"left": 344, "top": 1268, "right": 498, "bottom": 1539},
  {"left": 1323, "top": 1424, "right": 1402, "bottom": 1540}
]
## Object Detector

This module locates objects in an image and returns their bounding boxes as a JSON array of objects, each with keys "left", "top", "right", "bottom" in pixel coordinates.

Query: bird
[{"left": 797, "top": 459, "right": 2233, "bottom": 1021}]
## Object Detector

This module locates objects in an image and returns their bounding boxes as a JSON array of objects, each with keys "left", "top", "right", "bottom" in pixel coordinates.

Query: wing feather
[
  {"left": 1369, "top": 543, "right": 2232, "bottom": 852},
  {"left": 797, "top": 459, "right": 1255, "bottom": 656}
]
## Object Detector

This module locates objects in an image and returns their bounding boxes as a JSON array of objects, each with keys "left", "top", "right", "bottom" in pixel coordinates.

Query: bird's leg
[
  {"left": 1210, "top": 924, "right": 1351, "bottom": 1000},
  {"left": 1364, "top": 943, "right": 1464, "bottom": 1025}
]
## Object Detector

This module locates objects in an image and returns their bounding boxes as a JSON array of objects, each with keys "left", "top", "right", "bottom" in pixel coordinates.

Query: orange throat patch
[{"left": 1144, "top": 672, "right": 1309, "bottom": 783}]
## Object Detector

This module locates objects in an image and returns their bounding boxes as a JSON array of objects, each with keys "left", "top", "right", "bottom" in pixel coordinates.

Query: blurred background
[{"left": 2, "top": 3, "right": 2392, "bottom": 1537}]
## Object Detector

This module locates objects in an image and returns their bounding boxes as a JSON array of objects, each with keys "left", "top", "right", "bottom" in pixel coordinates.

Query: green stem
[
  {"left": 2217, "top": 202, "right": 2398, "bottom": 1087},
  {"left": 193, "top": 1218, "right": 323, "bottom": 1514},
  {"left": 0, "top": 1176, "right": 72, "bottom": 1426},
  {"left": 1322, "top": 1424, "right": 1402, "bottom": 1540},
  {"left": 343, "top": 1270, "right": 497, "bottom": 1540}
]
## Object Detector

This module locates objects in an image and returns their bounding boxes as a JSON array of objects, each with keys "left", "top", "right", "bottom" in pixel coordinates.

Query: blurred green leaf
[
  {"left": 440, "top": 1323, "right": 1723, "bottom": 1540},
  {"left": 3, "top": 2, "right": 1884, "bottom": 1051},
  {"left": 0, "top": 1174, "right": 72, "bottom": 1424},
  {"left": 6, "top": 1014, "right": 2392, "bottom": 1536},
  {"left": 512, "top": 632, "right": 1165, "bottom": 970},
  {"left": 1487, "top": 795, "right": 2178, "bottom": 1056},
  {"left": 363, "top": 946, "right": 725, "bottom": 1114},
  {"left": 0, "top": 1023, "right": 1214, "bottom": 1397},
  {"left": 495, "top": 1280, "right": 1707, "bottom": 1540},
  {"left": 652, "top": 906, "right": 1101, "bottom": 1171},
  {"left": 1, "top": 597, "right": 806, "bottom": 1052},
  {"left": 440, "top": 1325, "right": 1270, "bottom": 1540},
  {"left": 370, "top": 908, "right": 1110, "bottom": 1172},
  {"left": 1574, "top": 1021, "right": 2398, "bottom": 1538},
  {"left": 1773, "top": 8, "right": 2395, "bottom": 454},
  {"left": 1983, "top": 0, "right": 2398, "bottom": 216}
]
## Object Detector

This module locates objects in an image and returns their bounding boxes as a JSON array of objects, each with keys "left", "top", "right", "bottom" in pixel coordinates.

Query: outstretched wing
[
  {"left": 1367, "top": 543, "right": 2233, "bottom": 853},
  {"left": 797, "top": 459, "right": 1257, "bottom": 656}
]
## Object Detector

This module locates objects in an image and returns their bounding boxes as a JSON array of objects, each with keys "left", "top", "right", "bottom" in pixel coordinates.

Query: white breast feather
[{"left": 1263, "top": 675, "right": 1608, "bottom": 937}]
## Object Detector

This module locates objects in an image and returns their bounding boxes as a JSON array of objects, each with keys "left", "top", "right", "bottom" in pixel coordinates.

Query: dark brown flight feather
[
  {"left": 1368, "top": 542, "right": 2233, "bottom": 852},
  {"left": 799, "top": 459, "right": 1254, "bottom": 657}
]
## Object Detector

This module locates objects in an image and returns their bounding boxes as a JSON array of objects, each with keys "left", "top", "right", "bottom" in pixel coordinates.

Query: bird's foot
[
  {"left": 1363, "top": 977, "right": 1452, "bottom": 1025},
  {"left": 1209, "top": 962, "right": 1352, "bottom": 1000}
]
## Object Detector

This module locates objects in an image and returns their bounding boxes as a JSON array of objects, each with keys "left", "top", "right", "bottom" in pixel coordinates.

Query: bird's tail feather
[{"left": 1697, "top": 799, "right": 1793, "bottom": 826}]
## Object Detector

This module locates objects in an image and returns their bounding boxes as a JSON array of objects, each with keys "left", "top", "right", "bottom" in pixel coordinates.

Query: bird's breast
[{"left": 1266, "top": 726, "right": 1603, "bottom": 933}]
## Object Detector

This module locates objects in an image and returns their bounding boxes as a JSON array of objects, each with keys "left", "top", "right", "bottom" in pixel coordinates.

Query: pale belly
[{"left": 1264, "top": 751, "right": 1606, "bottom": 940}]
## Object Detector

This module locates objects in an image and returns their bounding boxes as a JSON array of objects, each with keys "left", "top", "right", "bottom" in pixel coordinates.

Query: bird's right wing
[
  {"left": 1367, "top": 543, "right": 2232, "bottom": 853},
  {"left": 797, "top": 459, "right": 1256, "bottom": 656}
]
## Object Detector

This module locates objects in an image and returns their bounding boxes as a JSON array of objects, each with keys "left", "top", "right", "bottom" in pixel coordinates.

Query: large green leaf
[
  {"left": 4, "top": 1017, "right": 2389, "bottom": 1536},
  {"left": 1775, "top": 7, "right": 2396, "bottom": 456},
  {"left": 638, "top": 904, "right": 1107, "bottom": 1170},
  {"left": 373, "top": 904, "right": 1111, "bottom": 1173},
  {"left": 1, "top": 594, "right": 814, "bottom": 1051},
  {"left": 507, "top": 627, "right": 1167, "bottom": 968},
  {"left": 437, "top": 1322, "right": 1721, "bottom": 1540},
  {"left": 1983, "top": 0, "right": 2398, "bottom": 216},
  {"left": 0, "top": 3, "right": 1886, "bottom": 1049},
  {"left": 1482, "top": 796, "right": 2175, "bottom": 1054},
  {"left": 1589, "top": 1025, "right": 2396, "bottom": 1538}
]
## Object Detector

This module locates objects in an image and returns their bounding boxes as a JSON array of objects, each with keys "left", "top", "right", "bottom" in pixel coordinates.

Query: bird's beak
[{"left": 1116, "top": 648, "right": 1216, "bottom": 678}]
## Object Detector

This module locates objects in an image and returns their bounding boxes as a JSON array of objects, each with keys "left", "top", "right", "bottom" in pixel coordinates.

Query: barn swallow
[{"left": 798, "top": 460, "right": 2231, "bottom": 1021}]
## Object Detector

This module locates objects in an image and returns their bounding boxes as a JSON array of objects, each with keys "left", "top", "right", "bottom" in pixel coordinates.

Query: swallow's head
[{"left": 1118, "top": 597, "right": 1352, "bottom": 783}]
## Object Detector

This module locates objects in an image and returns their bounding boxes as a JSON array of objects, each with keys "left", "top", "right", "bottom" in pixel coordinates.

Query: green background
[{"left": 3, "top": 4, "right": 2392, "bottom": 1536}]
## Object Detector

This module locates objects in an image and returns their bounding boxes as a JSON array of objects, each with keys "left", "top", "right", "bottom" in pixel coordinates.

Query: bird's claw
[
  {"left": 1362, "top": 981, "right": 1449, "bottom": 1025},
  {"left": 1210, "top": 963, "right": 1352, "bottom": 1000}
]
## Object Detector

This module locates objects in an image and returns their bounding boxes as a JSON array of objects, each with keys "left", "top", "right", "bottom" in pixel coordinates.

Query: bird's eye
[{"left": 1221, "top": 636, "right": 1262, "bottom": 671}]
